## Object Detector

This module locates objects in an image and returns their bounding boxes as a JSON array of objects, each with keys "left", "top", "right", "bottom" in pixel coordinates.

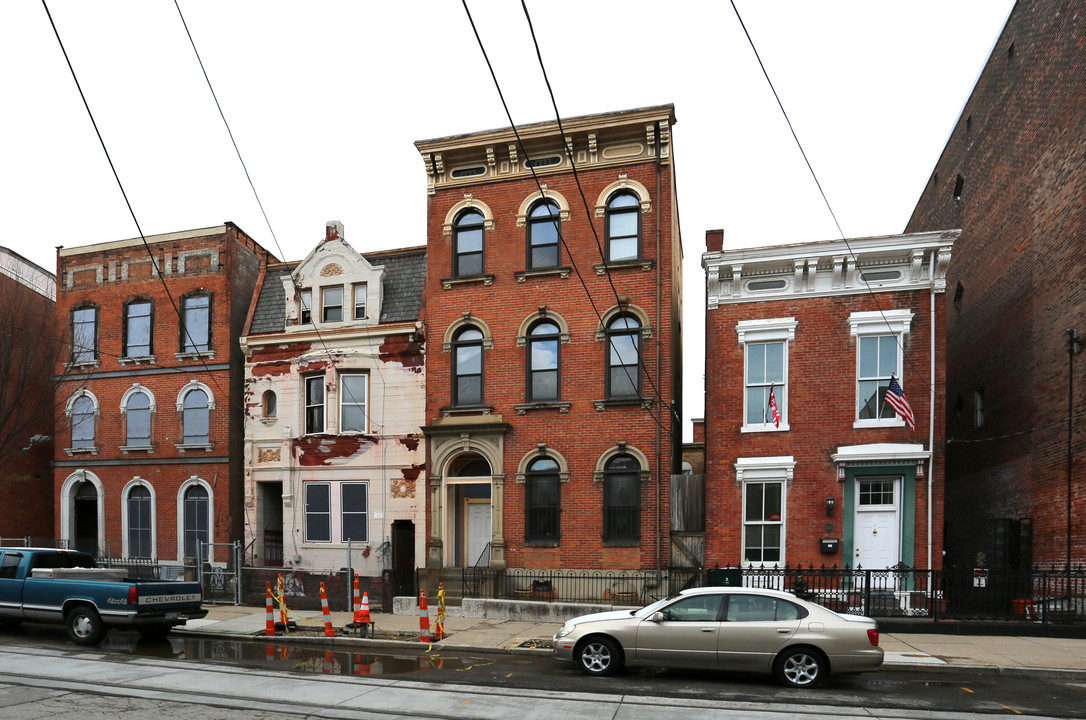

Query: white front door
[
  {"left": 466, "top": 502, "right": 491, "bottom": 566},
  {"left": 854, "top": 478, "right": 900, "bottom": 569}
]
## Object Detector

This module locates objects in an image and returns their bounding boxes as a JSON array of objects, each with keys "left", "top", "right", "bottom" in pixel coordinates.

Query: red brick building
[
  {"left": 53, "top": 224, "right": 274, "bottom": 567},
  {"left": 702, "top": 230, "right": 955, "bottom": 572},
  {"left": 415, "top": 106, "right": 682, "bottom": 590},
  {"left": 906, "top": 0, "right": 1086, "bottom": 571},
  {"left": 0, "top": 247, "right": 56, "bottom": 541}
]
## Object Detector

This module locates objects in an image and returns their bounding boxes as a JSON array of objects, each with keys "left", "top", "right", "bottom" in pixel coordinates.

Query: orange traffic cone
[
  {"left": 265, "top": 582, "right": 276, "bottom": 636},
  {"left": 359, "top": 591, "right": 371, "bottom": 624},
  {"left": 320, "top": 581, "right": 335, "bottom": 637},
  {"left": 419, "top": 589, "right": 431, "bottom": 643}
]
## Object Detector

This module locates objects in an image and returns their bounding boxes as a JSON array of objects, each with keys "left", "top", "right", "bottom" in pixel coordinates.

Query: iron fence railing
[{"left": 455, "top": 564, "right": 1085, "bottom": 623}]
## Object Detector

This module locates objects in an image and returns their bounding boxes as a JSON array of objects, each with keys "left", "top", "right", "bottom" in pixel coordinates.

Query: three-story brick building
[{"left": 415, "top": 105, "right": 683, "bottom": 593}]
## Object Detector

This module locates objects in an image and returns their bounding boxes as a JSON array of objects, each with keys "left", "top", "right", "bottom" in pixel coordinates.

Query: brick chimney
[
  {"left": 691, "top": 418, "right": 705, "bottom": 444},
  {"left": 326, "top": 220, "right": 344, "bottom": 243},
  {"left": 705, "top": 229, "right": 724, "bottom": 252}
]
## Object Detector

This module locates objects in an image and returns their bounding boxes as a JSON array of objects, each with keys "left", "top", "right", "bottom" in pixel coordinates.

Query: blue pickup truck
[{"left": 0, "top": 547, "right": 207, "bottom": 644}]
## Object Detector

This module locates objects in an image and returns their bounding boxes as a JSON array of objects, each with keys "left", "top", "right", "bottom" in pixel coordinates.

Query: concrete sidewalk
[{"left": 174, "top": 604, "right": 1086, "bottom": 679}]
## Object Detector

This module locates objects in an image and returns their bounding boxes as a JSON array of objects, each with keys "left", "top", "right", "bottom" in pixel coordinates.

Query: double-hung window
[
  {"left": 452, "top": 326, "right": 484, "bottom": 406},
  {"left": 183, "top": 484, "right": 210, "bottom": 560},
  {"left": 181, "top": 388, "right": 210, "bottom": 444},
  {"left": 299, "top": 289, "right": 312, "bottom": 324},
  {"left": 606, "top": 314, "right": 641, "bottom": 399},
  {"left": 735, "top": 456, "right": 793, "bottom": 567},
  {"left": 181, "top": 294, "right": 211, "bottom": 353},
  {"left": 527, "top": 321, "right": 560, "bottom": 402},
  {"left": 127, "top": 486, "right": 153, "bottom": 559},
  {"left": 605, "top": 192, "right": 640, "bottom": 261},
  {"left": 453, "top": 210, "right": 485, "bottom": 277},
  {"left": 305, "top": 376, "right": 325, "bottom": 434},
  {"left": 123, "top": 300, "right": 152, "bottom": 358},
  {"left": 737, "top": 318, "right": 796, "bottom": 432},
  {"left": 339, "top": 374, "right": 367, "bottom": 433},
  {"left": 353, "top": 282, "right": 367, "bottom": 319},
  {"left": 849, "top": 310, "right": 912, "bottom": 427},
  {"left": 72, "top": 306, "right": 97, "bottom": 363},
  {"left": 527, "top": 201, "right": 560, "bottom": 268},
  {"left": 70, "top": 395, "right": 96, "bottom": 450},
  {"left": 322, "top": 286, "right": 343, "bottom": 322},
  {"left": 125, "top": 392, "right": 152, "bottom": 446}
]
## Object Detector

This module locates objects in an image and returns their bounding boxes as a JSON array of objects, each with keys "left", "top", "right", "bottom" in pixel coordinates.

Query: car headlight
[{"left": 555, "top": 623, "right": 576, "bottom": 638}]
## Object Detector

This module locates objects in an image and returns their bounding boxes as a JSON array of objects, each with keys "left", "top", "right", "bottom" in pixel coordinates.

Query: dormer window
[{"left": 322, "top": 286, "right": 343, "bottom": 322}]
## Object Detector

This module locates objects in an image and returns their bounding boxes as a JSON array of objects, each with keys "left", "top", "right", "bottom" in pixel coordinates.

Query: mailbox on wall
[{"left": 820, "top": 537, "right": 839, "bottom": 554}]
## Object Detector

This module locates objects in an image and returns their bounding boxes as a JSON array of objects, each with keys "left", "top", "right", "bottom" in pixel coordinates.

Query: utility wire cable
[
  {"left": 518, "top": 0, "right": 681, "bottom": 430},
  {"left": 41, "top": 0, "right": 228, "bottom": 405},
  {"left": 461, "top": 0, "right": 673, "bottom": 437}
]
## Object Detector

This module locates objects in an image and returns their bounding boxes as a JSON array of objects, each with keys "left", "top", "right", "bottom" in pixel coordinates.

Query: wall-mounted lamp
[
  {"left": 825, "top": 495, "right": 836, "bottom": 517},
  {"left": 836, "top": 464, "right": 846, "bottom": 481}
]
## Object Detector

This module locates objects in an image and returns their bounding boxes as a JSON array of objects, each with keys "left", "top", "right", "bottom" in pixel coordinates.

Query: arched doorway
[
  {"left": 445, "top": 453, "right": 492, "bottom": 567},
  {"left": 73, "top": 480, "right": 99, "bottom": 555}
]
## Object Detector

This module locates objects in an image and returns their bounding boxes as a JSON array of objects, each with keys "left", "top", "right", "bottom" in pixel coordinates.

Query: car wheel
[
  {"left": 774, "top": 647, "right": 825, "bottom": 688},
  {"left": 66, "top": 604, "right": 106, "bottom": 646},
  {"left": 577, "top": 637, "right": 622, "bottom": 676}
]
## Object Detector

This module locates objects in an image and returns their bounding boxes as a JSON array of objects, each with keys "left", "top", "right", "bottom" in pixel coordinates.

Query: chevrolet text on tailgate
[{"left": 0, "top": 548, "right": 208, "bottom": 645}]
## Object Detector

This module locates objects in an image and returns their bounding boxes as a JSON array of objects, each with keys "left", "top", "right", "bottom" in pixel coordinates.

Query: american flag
[
  {"left": 886, "top": 375, "right": 915, "bottom": 430},
  {"left": 768, "top": 383, "right": 781, "bottom": 428}
]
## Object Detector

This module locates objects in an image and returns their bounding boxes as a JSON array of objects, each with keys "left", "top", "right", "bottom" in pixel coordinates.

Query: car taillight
[
  {"left": 867, "top": 629, "right": 879, "bottom": 646},
  {"left": 128, "top": 585, "right": 138, "bottom": 605}
]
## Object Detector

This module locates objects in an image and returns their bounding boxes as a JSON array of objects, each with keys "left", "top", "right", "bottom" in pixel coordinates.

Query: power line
[
  {"left": 460, "top": 0, "right": 675, "bottom": 438},
  {"left": 728, "top": 0, "right": 940, "bottom": 410}
]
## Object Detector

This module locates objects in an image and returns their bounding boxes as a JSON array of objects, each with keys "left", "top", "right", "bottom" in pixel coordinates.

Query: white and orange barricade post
[
  {"left": 419, "top": 588, "right": 431, "bottom": 643},
  {"left": 358, "top": 590, "right": 372, "bottom": 638},
  {"left": 265, "top": 582, "right": 276, "bottom": 636},
  {"left": 277, "top": 573, "right": 289, "bottom": 631},
  {"left": 434, "top": 582, "right": 446, "bottom": 641},
  {"left": 319, "top": 581, "right": 335, "bottom": 637},
  {"left": 351, "top": 574, "right": 363, "bottom": 630}
]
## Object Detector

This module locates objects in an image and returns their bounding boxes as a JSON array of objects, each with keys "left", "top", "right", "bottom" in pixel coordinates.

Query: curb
[{"left": 881, "top": 661, "right": 1086, "bottom": 681}]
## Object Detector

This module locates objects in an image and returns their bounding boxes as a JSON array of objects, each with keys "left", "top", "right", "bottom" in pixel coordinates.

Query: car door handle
[
  {"left": 776, "top": 629, "right": 791, "bottom": 634},
  {"left": 701, "top": 627, "right": 716, "bottom": 633}
]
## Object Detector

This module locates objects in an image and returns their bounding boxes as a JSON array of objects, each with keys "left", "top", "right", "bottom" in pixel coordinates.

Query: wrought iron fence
[{"left": 457, "top": 564, "right": 1085, "bottom": 624}]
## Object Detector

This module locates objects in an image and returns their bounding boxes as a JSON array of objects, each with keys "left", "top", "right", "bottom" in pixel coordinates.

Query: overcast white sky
[{"left": 0, "top": 1, "right": 1013, "bottom": 439}]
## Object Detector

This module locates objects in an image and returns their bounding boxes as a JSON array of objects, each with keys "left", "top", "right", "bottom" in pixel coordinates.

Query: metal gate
[{"left": 198, "top": 540, "right": 242, "bottom": 605}]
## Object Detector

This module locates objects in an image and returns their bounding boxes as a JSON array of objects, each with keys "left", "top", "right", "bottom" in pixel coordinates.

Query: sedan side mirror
[{"left": 651, "top": 611, "right": 665, "bottom": 623}]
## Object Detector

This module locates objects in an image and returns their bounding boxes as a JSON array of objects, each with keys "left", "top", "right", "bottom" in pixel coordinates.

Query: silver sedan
[{"left": 552, "top": 586, "right": 883, "bottom": 687}]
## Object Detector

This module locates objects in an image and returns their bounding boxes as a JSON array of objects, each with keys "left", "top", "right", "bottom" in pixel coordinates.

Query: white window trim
[
  {"left": 353, "top": 282, "right": 368, "bottom": 320},
  {"left": 338, "top": 372, "right": 369, "bottom": 434},
  {"left": 340, "top": 481, "right": 370, "bottom": 543},
  {"left": 849, "top": 310, "right": 912, "bottom": 429},
  {"left": 122, "top": 477, "right": 157, "bottom": 559},
  {"left": 735, "top": 456, "right": 794, "bottom": 568},
  {"left": 176, "top": 476, "right": 214, "bottom": 563},
  {"left": 737, "top": 318, "right": 796, "bottom": 433},
  {"left": 304, "top": 374, "right": 326, "bottom": 435},
  {"left": 304, "top": 481, "right": 332, "bottom": 543}
]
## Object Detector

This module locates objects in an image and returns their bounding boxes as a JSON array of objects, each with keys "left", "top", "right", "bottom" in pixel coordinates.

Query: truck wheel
[{"left": 66, "top": 605, "right": 106, "bottom": 645}]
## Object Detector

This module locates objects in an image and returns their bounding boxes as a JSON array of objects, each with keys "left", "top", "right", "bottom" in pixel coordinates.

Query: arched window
[
  {"left": 525, "top": 456, "right": 560, "bottom": 542},
  {"left": 182, "top": 484, "right": 210, "bottom": 560},
  {"left": 605, "top": 192, "right": 640, "bottom": 261},
  {"left": 606, "top": 314, "right": 641, "bottom": 399},
  {"left": 126, "top": 485, "right": 153, "bottom": 559},
  {"left": 182, "top": 388, "right": 210, "bottom": 444},
  {"left": 452, "top": 326, "right": 484, "bottom": 406},
  {"left": 262, "top": 390, "right": 277, "bottom": 418},
  {"left": 71, "top": 395, "right": 96, "bottom": 450},
  {"left": 125, "top": 392, "right": 152, "bottom": 447},
  {"left": 527, "top": 320, "right": 560, "bottom": 402},
  {"left": 453, "top": 210, "right": 485, "bottom": 277},
  {"left": 603, "top": 454, "right": 640, "bottom": 542},
  {"left": 180, "top": 292, "right": 211, "bottom": 353},
  {"left": 123, "top": 299, "right": 153, "bottom": 358},
  {"left": 526, "top": 201, "right": 560, "bottom": 269}
]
